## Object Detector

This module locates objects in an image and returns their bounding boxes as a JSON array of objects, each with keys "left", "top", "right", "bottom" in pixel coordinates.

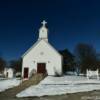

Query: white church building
[{"left": 22, "top": 20, "right": 62, "bottom": 79}]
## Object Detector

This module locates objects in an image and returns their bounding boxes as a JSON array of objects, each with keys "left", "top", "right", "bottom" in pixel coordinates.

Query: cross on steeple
[
  {"left": 39, "top": 20, "right": 48, "bottom": 42},
  {"left": 41, "top": 20, "right": 47, "bottom": 27}
]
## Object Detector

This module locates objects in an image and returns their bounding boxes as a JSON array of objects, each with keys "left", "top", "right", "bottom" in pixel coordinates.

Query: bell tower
[{"left": 38, "top": 20, "right": 48, "bottom": 42}]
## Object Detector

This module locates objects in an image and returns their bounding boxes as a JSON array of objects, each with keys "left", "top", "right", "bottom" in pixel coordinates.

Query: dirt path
[
  {"left": 0, "top": 74, "right": 45, "bottom": 100},
  {"left": 0, "top": 74, "right": 100, "bottom": 100}
]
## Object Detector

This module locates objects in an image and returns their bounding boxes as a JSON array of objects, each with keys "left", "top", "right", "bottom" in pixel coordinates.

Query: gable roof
[
  {"left": 22, "top": 40, "right": 41, "bottom": 58},
  {"left": 22, "top": 40, "right": 62, "bottom": 58},
  {"left": 44, "top": 40, "right": 62, "bottom": 57}
]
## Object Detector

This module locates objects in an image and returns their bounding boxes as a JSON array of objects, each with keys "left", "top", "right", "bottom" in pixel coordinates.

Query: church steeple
[{"left": 38, "top": 20, "right": 48, "bottom": 42}]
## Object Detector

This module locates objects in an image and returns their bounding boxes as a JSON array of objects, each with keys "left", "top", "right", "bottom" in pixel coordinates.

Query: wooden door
[
  {"left": 37, "top": 63, "right": 46, "bottom": 74},
  {"left": 24, "top": 67, "right": 29, "bottom": 78}
]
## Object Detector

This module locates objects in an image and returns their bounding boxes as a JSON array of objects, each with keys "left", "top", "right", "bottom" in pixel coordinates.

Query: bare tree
[
  {"left": 0, "top": 57, "right": 6, "bottom": 73},
  {"left": 74, "top": 43, "right": 97, "bottom": 73},
  {"left": 9, "top": 58, "right": 22, "bottom": 73}
]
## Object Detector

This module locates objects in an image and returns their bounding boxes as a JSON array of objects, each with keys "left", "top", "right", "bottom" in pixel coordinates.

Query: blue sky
[{"left": 0, "top": 0, "right": 100, "bottom": 61}]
